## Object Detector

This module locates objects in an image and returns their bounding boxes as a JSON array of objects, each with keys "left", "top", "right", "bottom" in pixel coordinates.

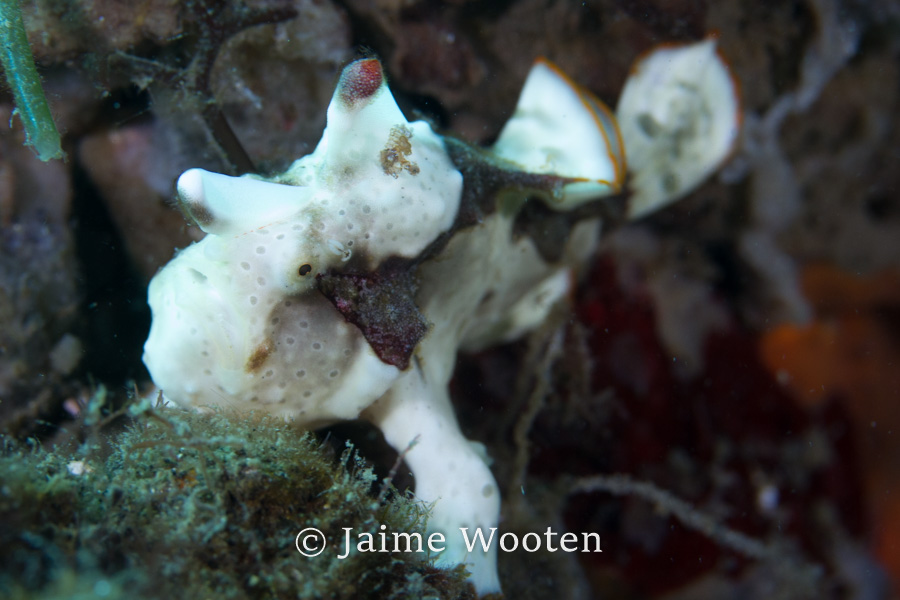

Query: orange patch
[
  {"left": 759, "top": 263, "right": 900, "bottom": 585},
  {"left": 245, "top": 339, "right": 274, "bottom": 373}
]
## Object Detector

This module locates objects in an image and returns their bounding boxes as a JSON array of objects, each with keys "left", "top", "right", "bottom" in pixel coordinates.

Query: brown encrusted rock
[
  {"left": 21, "top": 0, "right": 184, "bottom": 62},
  {"left": 211, "top": 0, "right": 352, "bottom": 172},
  {"left": 0, "top": 104, "right": 80, "bottom": 433}
]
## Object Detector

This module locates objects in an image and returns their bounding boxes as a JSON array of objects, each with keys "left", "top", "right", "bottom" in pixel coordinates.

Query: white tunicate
[{"left": 616, "top": 38, "right": 740, "bottom": 218}]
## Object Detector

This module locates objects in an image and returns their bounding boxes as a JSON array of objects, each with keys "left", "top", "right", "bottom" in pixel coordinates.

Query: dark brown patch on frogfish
[
  {"left": 316, "top": 258, "right": 428, "bottom": 370},
  {"left": 441, "top": 136, "right": 626, "bottom": 263},
  {"left": 245, "top": 338, "right": 275, "bottom": 372}
]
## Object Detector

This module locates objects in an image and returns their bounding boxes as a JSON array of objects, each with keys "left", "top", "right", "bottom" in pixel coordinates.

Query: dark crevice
[{"left": 70, "top": 158, "right": 151, "bottom": 384}]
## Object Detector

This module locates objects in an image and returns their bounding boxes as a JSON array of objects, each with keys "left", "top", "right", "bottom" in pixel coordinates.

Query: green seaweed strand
[{"left": 0, "top": 0, "right": 64, "bottom": 161}]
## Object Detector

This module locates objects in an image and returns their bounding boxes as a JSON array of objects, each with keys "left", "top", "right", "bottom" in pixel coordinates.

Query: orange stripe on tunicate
[
  {"left": 567, "top": 176, "right": 618, "bottom": 191},
  {"left": 582, "top": 90, "right": 627, "bottom": 189},
  {"left": 535, "top": 58, "right": 625, "bottom": 192}
]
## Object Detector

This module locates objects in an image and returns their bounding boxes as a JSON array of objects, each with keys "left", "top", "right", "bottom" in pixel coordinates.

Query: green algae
[
  {"left": 0, "top": 0, "right": 64, "bottom": 161},
  {"left": 0, "top": 401, "right": 472, "bottom": 599}
]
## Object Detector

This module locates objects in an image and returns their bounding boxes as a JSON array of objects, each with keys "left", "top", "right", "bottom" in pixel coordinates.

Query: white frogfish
[{"left": 144, "top": 40, "right": 738, "bottom": 596}]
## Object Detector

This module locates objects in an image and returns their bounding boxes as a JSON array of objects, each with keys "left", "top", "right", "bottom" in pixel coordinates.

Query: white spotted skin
[
  {"left": 144, "top": 60, "right": 460, "bottom": 425},
  {"left": 143, "top": 232, "right": 398, "bottom": 422},
  {"left": 144, "top": 48, "right": 738, "bottom": 596}
]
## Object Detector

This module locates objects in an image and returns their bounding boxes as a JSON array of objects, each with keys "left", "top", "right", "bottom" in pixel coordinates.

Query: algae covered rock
[{"left": 0, "top": 402, "right": 472, "bottom": 599}]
